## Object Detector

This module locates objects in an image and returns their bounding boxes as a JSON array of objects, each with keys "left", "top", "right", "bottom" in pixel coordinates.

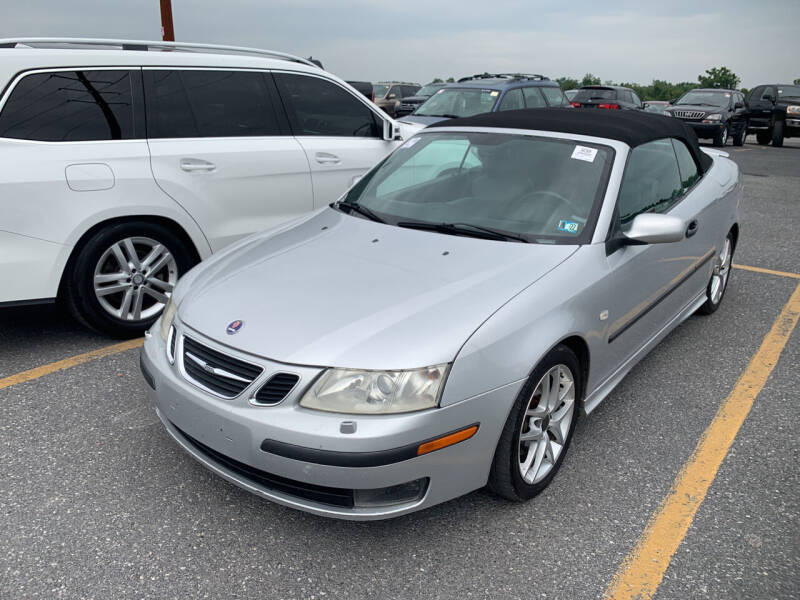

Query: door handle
[
  {"left": 685, "top": 219, "right": 699, "bottom": 238},
  {"left": 315, "top": 152, "right": 341, "bottom": 165},
  {"left": 180, "top": 159, "right": 216, "bottom": 172}
]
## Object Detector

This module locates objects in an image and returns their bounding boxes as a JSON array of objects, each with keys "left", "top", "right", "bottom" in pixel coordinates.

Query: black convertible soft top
[{"left": 428, "top": 108, "right": 713, "bottom": 172}]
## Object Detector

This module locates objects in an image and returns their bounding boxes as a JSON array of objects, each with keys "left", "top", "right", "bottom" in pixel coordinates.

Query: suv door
[
  {"left": 746, "top": 85, "right": 775, "bottom": 128},
  {"left": 273, "top": 72, "right": 400, "bottom": 207},
  {"left": 144, "top": 69, "right": 312, "bottom": 251},
  {"left": 602, "top": 139, "right": 716, "bottom": 367}
]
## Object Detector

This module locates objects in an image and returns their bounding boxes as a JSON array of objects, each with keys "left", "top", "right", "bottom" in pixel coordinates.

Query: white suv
[{"left": 0, "top": 38, "right": 420, "bottom": 336}]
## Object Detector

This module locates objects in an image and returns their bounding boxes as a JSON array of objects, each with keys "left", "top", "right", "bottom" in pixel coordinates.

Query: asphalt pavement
[{"left": 1, "top": 137, "right": 798, "bottom": 600}]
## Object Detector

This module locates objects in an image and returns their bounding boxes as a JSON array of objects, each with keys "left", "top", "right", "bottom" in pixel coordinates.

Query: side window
[
  {"left": 274, "top": 73, "right": 379, "bottom": 137},
  {"left": 541, "top": 86, "right": 566, "bottom": 107},
  {"left": 402, "top": 86, "right": 418, "bottom": 97},
  {"left": 671, "top": 139, "right": 700, "bottom": 189},
  {"left": 522, "top": 87, "right": 547, "bottom": 108},
  {"left": 617, "top": 139, "right": 682, "bottom": 226},
  {"left": 0, "top": 70, "right": 135, "bottom": 141},
  {"left": 620, "top": 90, "right": 634, "bottom": 104},
  {"left": 498, "top": 88, "right": 524, "bottom": 111},
  {"left": 762, "top": 86, "right": 776, "bottom": 101},
  {"left": 387, "top": 85, "right": 400, "bottom": 99},
  {"left": 747, "top": 86, "right": 764, "bottom": 103},
  {"left": 145, "top": 70, "right": 280, "bottom": 138},
  {"left": 631, "top": 92, "right": 642, "bottom": 107}
]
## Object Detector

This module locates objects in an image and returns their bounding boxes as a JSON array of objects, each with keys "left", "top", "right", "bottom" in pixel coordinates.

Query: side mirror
[
  {"left": 763, "top": 93, "right": 774, "bottom": 102},
  {"left": 382, "top": 119, "right": 399, "bottom": 141},
  {"left": 624, "top": 213, "right": 685, "bottom": 245},
  {"left": 387, "top": 93, "right": 397, "bottom": 100},
  {"left": 735, "top": 101, "right": 744, "bottom": 109},
  {"left": 669, "top": 98, "right": 677, "bottom": 104}
]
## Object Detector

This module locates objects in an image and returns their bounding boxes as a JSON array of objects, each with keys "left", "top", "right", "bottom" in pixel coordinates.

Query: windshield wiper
[
  {"left": 419, "top": 113, "right": 461, "bottom": 119},
  {"left": 396, "top": 221, "right": 529, "bottom": 243},
  {"left": 333, "top": 201, "right": 385, "bottom": 223}
]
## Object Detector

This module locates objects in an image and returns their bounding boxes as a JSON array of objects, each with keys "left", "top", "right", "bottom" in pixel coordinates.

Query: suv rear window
[
  {"left": 0, "top": 70, "right": 135, "bottom": 141},
  {"left": 144, "top": 70, "right": 280, "bottom": 138},
  {"left": 573, "top": 89, "right": 616, "bottom": 102}
]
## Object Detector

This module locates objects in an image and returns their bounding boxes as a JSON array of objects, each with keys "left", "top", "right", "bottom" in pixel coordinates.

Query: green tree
[
  {"left": 698, "top": 67, "right": 740, "bottom": 90},
  {"left": 556, "top": 76, "right": 579, "bottom": 91},
  {"left": 431, "top": 78, "right": 443, "bottom": 83},
  {"left": 446, "top": 77, "right": 455, "bottom": 83},
  {"left": 580, "top": 73, "right": 601, "bottom": 87},
  {"left": 794, "top": 77, "right": 800, "bottom": 85}
]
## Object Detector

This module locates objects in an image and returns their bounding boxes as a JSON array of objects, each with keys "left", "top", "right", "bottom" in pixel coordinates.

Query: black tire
[
  {"left": 698, "top": 231, "right": 735, "bottom": 316},
  {"left": 713, "top": 124, "right": 729, "bottom": 147},
  {"left": 64, "top": 221, "right": 195, "bottom": 337},
  {"left": 488, "top": 344, "right": 581, "bottom": 501},
  {"left": 756, "top": 131, "right": 771, "bottom": 145},
  {"left": 732, "top": 123, "right": 746, "bottom": 146},
  {"left": 771, "top": 119, "right": 784, "bottom": 147}
]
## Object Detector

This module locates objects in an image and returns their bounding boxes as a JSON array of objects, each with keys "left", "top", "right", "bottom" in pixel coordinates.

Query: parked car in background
[
  {"left": 346, "top": 80, "right": 373, "bottom": 102},
  {"left": 665, "top": 88, "right": 747, "bottom": 147},
  {"left": 570, "top": 85, "right": 643, "bottom": 110},
  {"left": 745, "top": 84, "right": 800, "bottom": 147},
  {"left": 394, "top": 82, "right": 447, "bottom": 117},
  {"left": 644, "top": 100, "right": 671, "bottom": 114},
  {"left": 373, "top": 82, "right": 421, "bottom": 117},
  {"left": 564, "top": 89, "right": 578, "bottom": 102},
  {"left": 400, "top": 74, "right": 568, "bottom": 126},
  {"left": 0, "top": 38, "right": 422, "bottom": 336},
  {"left": 141, "top": 108, "right": 740, "bottom": 520}
]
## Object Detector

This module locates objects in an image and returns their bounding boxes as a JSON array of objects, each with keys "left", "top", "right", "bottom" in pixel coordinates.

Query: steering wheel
[{"left": 522, "top": 190, "right": 584, "bottom": 218}]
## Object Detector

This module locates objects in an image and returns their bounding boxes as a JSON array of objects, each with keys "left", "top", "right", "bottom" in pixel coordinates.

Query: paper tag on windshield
[
  {"left": 402, "top": 136, "right": 421, "bottom": 149},
  {"left": 571, "top": 145, "right": 597, "bottom": 162}
]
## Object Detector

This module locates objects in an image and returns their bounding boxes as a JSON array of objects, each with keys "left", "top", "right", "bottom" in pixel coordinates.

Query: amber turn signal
[{"left": 416, "top": 425, "right": 479, "bottom": 456}]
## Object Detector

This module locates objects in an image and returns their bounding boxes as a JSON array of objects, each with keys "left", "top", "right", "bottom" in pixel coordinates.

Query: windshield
[
  {"left": 778, "top": 85, "right": 800, "bottom": 98},
  {"left": 341, "top": 132, "right": 614, "bottom": 244},
  {"left": 676, "top": 91, "right": 730, "bottom": 107},
  {"left": 373, "top": 84, "right": 390, "bottom": 97},
  {"left": 415, "top": 88, "right": 499, "bottom": 118},
  {"left": 417, "top": 84, "right": 442, "bottom": 97},
  {"left": 573, "top": 89, "right": 616, "bottom": 102}
]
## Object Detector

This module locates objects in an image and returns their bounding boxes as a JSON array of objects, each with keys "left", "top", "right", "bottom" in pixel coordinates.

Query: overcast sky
[{"left": 1, "top": 0, "right": 797, "bottom": 89}]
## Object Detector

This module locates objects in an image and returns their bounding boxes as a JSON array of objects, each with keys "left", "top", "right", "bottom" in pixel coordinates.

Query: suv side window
[
  {"left": 541, "top": 86, "right": 566, "bottom": 107},
  {"left": 747, "top": 86, "right": 764, "bottom": 104},
  {"left": 617, "top": 139, "right": 683, "bottom": 226},
  {"left": 0, "top": 70, "right": 135, "bottom": 141},
  {"left": 387, "top": 85, "right": 400, "bottom": 99},
  {"left": 401, "top": 86, "right": 418, "bottom": 97},
  {"left": 144, "top": 70, "right": 280, "bottom": 138},
  {"left": 671, "top": 139, "right": 700, "bottom": 189},
  {"left": 522, "top": 87, "right": 547, "bottom": 108},
  {"left": 631, "top": 91, "right": 642, "bottom": 107},
  {"left": 762, "top": 86, "right": 776, "bottom": 101},
  {"left": 498, "top": 88, "right": 525, "bottom": 111},
  {"left": 274, "top": 73, "right": 380, "bottom": 137}
]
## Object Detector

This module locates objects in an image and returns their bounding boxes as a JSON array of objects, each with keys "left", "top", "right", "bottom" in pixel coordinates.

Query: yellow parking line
[
  {"left": 604, "top": 280, "right": 800, "bottom": 600},
  {"left": 734, "top": 263, "right": 800, "bottom": 279},
  {"left": 0, "top": 338, "right": 143, "bottom": 391}
]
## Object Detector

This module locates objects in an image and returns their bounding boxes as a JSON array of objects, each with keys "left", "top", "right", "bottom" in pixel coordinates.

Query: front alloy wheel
[{"left": 698, "top": 232, "right": 734, "bottom": 315}]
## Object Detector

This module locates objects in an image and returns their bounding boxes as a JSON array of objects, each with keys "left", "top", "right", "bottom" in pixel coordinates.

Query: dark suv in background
[
  {"left": 394, "top": 82, "right": 447, "bottom": 117},
  {"left": 400, "top": 73, "right": 568, "bottom": 126},
  {"left": 665, "top": 88, "right": 747, "bottom": 147},
  {"left": 570, "top": 85, "right": 643, "bottom": 110},
  {"left": 745, "top": 84, "right": 800, "bottom": 147},
  {"left": 373, "top": 82, "right": 420, "bottom": 117}
]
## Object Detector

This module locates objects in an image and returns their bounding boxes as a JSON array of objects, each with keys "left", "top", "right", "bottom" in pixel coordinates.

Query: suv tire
[
  {"left": 732, "top": 124, "right": 746, "bottom": 146},
  {"left": 64, "top": 222, "right": 195, "bottom": 338},
  {"left": 713, "top": 124, "right": 729, "bottom": 147},
  {"left": 771, "top": 119, "right": 784, "bottom": 147}
]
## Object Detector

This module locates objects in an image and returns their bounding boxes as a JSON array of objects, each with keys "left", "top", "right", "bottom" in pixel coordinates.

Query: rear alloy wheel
[
  {"left": 698, "top": 232, "right": 734, "bottom": 315},
  {"left": 756, "top": 131, "right": 771, "bottom": 145},
  {"left": 771, "top": 119, "right": 784, "bottom": 147},
  {"left": 64, "top": 222, "right": 194, "bottom": 337},
  {"left": 713, "top": 124, "right": 729, "bottom": 147},
  {"left": 732, "top": 124, "right": 746, "bottom": 146},
  {"left": 489, "top": 345, "right": 580, "bottom": 501}
]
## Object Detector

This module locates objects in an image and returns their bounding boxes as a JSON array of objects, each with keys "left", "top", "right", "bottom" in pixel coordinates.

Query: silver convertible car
[{"left": 140, "top": 109, "right": 740, "bottom": 520}]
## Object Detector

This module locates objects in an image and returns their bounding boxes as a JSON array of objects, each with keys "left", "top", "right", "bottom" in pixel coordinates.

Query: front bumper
[
  {"left": 141, "top": 321, "right": 521, "bottom": 520},
  {"left": 682, "top": 120, "right": 725, "bottom": 139}
]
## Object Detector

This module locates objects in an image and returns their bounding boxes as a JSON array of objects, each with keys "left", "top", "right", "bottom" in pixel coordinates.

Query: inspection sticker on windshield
[
  {"left": 571, "top": 145, "right": 597, "bottom": 162},
  {"left": 558, "top": 220, "right": 580, "bottom": 234},
  {"left": 402, "top": 136, "right": 421, "bottom": 149}
]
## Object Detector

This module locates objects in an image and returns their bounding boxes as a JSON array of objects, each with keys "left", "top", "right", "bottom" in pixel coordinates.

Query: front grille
[
  {"left": 182, "top": 336, "right": 262, "bottom": 398},
  {"left": 672, "top": 110, "right": 705, "bottom": 119},
  {"left": 174, "top": 423, "right": 355, "bottom": 508},
  {"left": 254, "top": 373, "right": 300, "bottom": 405}
]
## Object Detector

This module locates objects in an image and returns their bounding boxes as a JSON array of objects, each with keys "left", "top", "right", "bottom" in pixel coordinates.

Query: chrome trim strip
[{"left": 184, "top": 351, "right": 253, "bottom": 383}]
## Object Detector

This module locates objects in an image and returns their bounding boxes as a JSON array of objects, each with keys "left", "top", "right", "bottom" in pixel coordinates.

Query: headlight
[
  {"left": 300, "top": 364, "right": 449, "bottom": 414},
  {"left": 159, "top": 297, "right": 177, "bottom": 341},
  {"left": 787, "top": 105, "right": 800, "bottom": 115},
  {"left": 704, "top": 113, "right": 722, "bottom": 121}
]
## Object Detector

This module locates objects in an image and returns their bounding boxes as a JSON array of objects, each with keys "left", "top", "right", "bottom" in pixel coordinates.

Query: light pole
[{"left": 160, "top": 0, "right": 175, "bottom": 42}]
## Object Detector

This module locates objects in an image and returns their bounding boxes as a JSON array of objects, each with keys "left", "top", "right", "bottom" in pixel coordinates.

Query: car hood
[
  {"left": 178, "top": 210, "right": 577, "bottom": 370},
  {"left": 400, "top": 95, "right": 429, "bottom": 104},
  {"left": 398, "top": 115, "right": 449, "bottom": 126}
]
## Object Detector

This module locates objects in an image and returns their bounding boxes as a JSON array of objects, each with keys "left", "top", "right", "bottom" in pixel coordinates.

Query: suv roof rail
[
  {"left": 0, "top": 37, "right": 321, "bottom": 68},
  {"left": 456, "top": 73, "right": 549, "bottom": 83}
]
